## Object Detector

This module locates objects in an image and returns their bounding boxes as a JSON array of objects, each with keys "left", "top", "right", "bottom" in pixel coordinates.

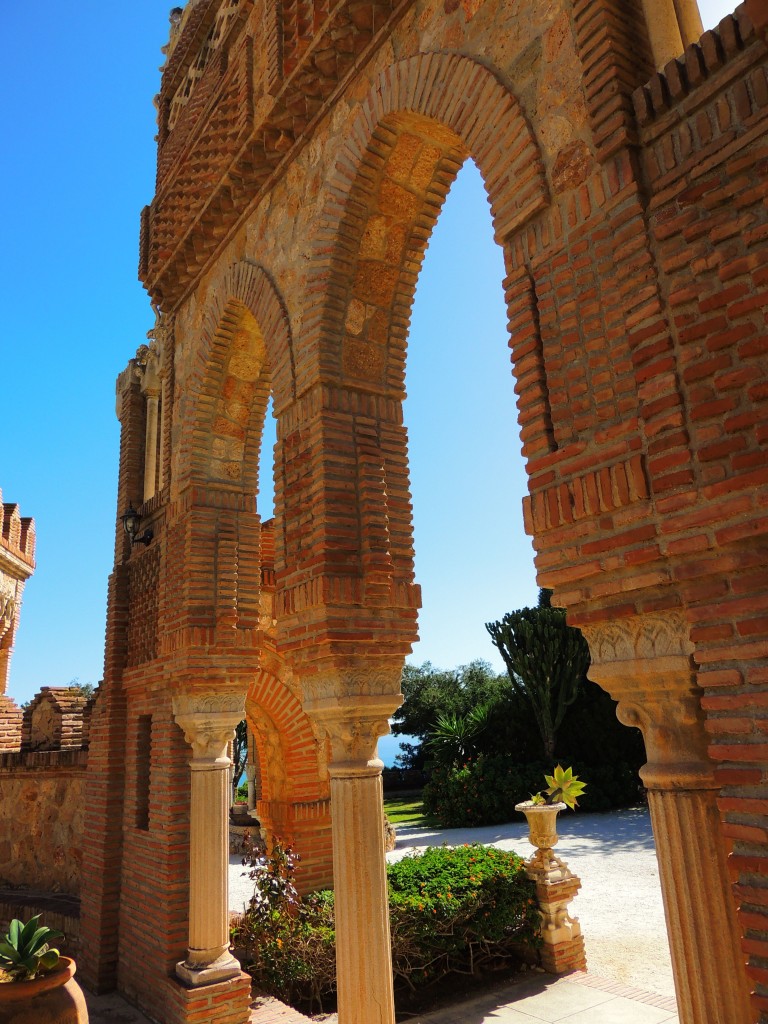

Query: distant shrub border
[
  {"left": 423, "top": 754, "right": 643, "bottom": 827},
  {"left": 233, "top": 837, "right": 540, "bottom": 1014}
]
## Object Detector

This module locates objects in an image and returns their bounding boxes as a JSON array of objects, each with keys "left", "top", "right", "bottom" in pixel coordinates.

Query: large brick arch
[
  {"left": 244, "top": 668, "right": 332, "bottom": 891},
  {"left": 272, "top": 54, "right": 552, "bottom": 673},
  {"left": 302, "top": 52, "right": 548, "bottom": 397},
  {"left": 183, "top": 259, "right": 295, "bottom": 494},
  {"left": 91, "top": 5, "right": 768, "bottom": 1023}
]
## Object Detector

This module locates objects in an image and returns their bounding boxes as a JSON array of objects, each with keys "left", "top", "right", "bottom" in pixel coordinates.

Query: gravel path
[{"left": 229, "top": 806, "right": 674, "bottom": 998}]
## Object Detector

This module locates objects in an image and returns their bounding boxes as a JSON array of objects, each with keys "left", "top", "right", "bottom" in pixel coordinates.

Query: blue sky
[{"left": 2, "top": 1, "right": 734, "bottom": 723}]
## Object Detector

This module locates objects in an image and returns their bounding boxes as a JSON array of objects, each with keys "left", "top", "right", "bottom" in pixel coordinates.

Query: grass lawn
[{"left": 383, "top": 793, "right": 432, "bottom": 827}]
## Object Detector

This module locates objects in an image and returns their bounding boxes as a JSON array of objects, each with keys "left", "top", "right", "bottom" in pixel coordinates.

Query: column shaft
[
  {"left": 640, "top": 0, "right": 684, "bottom": 66},
  {"left": 174, "top": 695, "right": 244, "bottom": 987},
  {"left": 143, "top": 394, "right": 159, "bottom": 502},
  {"left": 648, "top": 788, "right": 752, "bottom": 1024},
  {"left": 188, "top": 760, "right": 231, "bottom": 963},
  {"left": 330, "top": 766, "right": 395, "bottom": 1024}
]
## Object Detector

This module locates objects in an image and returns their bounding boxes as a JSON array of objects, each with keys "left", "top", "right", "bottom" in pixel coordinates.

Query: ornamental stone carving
[
  {"left": 173, "top": 692, "right": 245, "bottom": 763},
  {"left": 582, "top": 611, "right": 693, "bottom": 666},
  {"left": 582, "top": 612, "right": 713, "bottom": 791},
  {"left": 303, "top": 692, "right": 400, "bottom": 769}
]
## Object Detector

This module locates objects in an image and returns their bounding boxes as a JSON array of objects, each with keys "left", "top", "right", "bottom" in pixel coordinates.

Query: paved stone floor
[
  {"left": 403, "top": 973, "right": 679, "bottom": 1024},
  {"left": 86, "top": 971, "right": 679, "bottom": 1024}
]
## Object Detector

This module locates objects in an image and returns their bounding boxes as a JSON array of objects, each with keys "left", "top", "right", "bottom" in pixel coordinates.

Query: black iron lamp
[{"left": 120, "top": 504, "right": 153, "bottom": 547}]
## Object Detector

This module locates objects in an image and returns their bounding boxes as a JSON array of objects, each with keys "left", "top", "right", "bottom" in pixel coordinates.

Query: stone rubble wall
[
  {"left": 0, "top": 687, "right": 95, "bottom": 896},
  {"left": 0, "top": 748, "right": 88, "bottom": 895}
]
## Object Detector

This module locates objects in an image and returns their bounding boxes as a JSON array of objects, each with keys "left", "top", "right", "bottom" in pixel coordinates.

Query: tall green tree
[
  {"left": 392, "top": 661, "right": 509, "bottom": 769},
  {"left": 485, "top": 592, "right": 590, "bottom": 761},
  {"left": 232, "top": 719, "right": 248, "bottom": 800}
]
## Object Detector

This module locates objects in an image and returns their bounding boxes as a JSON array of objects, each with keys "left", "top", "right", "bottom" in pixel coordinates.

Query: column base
[{"left": 175, "top": 952, "right": 242, "bottom": 987}]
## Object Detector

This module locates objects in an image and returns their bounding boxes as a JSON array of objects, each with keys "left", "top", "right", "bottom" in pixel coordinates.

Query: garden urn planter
[
  {"left": 515, "top": 801, "right": 572, "bottom": 883},
  {"left": 0, "top": 958, "right": 88, "bottom": 1024},
  {"left": 515, "top": 801, "right": 566, "bottom": 849}
]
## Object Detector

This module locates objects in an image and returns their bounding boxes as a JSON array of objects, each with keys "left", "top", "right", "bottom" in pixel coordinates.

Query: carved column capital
[
  {"left": 173, "top": 692, "right": 245, "bottom": 767},
  {"left": 304, "top": 693, "right": 401, "bottom": 775},
  {"left": 582, "top": 612, "right": 714, "bottom": 790}
]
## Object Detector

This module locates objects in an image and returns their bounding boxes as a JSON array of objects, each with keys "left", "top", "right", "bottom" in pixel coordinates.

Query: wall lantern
[{"left": 120, "top": 504, "right": 153, "bottom": 547}]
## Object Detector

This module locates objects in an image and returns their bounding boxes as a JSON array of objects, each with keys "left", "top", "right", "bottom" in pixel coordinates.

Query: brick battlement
[
  {"left": 634, "top": 6, "right": 762, "bottom": 127},
  {"left": 0, "top": 491, "right": 35, "bottom": 568},
  {"left": 19, "top": 686, "right": 97, "bottom": 753}
]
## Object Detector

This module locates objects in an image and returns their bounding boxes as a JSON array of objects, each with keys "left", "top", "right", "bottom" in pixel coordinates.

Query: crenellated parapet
[
  {"left": 20, "top": 686, "right": 98, "bottom": 753},
  {"left": 0, "top": 488, "right": 36, "bottom": 748}
]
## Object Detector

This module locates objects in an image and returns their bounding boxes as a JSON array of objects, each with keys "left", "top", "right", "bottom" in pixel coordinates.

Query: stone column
[
  {"left": 143, "top": 392, "right": 160, "bottom": 502},
  {"left": 672, "top": 0, "right": 703, "bottom": 47},
  {"left": 245, "top": 763, "right": 257, "bottom": 813},
  {"left": 173, "top": 692, "right": 245, "bottom": 987},
  {"left": 306, "top": 695, "right": 398, "bottom": 1024},
  {"left": 583, "top": 613, "right": 752, "bottom": 1024},
  {"left": 640, "top": 0, "right": 684, "bottom": 67}
]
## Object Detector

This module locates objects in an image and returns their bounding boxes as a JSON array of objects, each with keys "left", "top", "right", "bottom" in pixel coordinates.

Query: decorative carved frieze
[{"left": 582, "top": 610, "right": 694, "bottom": 665}]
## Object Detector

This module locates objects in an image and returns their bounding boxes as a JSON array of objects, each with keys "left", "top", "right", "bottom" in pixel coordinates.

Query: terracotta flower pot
[
  {"left": 0, "top": 957, "right": 88, "bottom": 1024},
  {"left": 515, "top": 801, "right": 566, "bottom": 851}
]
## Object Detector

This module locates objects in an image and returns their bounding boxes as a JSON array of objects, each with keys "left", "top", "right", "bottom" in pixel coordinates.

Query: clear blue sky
[{"left": 2, "top": 1, "right": 734, "bottom": 715}]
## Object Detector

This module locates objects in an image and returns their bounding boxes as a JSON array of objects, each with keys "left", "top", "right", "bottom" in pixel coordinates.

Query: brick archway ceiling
[
  {"left": 141, "top": 0, "right": 416, "bottom": 310},
  {"left": 141, "top": 19, "right": 547, "bottom": 316},
  {"left": 245, "top": 669, "right": 325, "bottom": 803}
]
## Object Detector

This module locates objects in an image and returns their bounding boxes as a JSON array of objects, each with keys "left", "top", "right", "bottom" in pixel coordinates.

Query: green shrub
[
  {"left": 233, "top": 838, "right": 336, "bottom": 1012},
  {"left": 388, "top": 844, "right": 540, "bottom": 989},
  {"left": 235, "top": 838, "right": 539, "bottom": 1012},
  {"left": 423, "top": 756, "right": 548, "bottom": 827},
  {"left": 423, "top": 755, "right": 643, "bottom": 827}
]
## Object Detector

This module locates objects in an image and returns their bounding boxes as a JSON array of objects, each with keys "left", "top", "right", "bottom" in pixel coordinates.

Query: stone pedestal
[
  {"left": 306, "top": 695, "right": 399, "bottom": 1024},
  {"left": 584, "top": 613, "right": 752, "bottom": 1024},
  {"left": 173, "top": 692, "right": 245, "bottom": 988},
  {"left": 516, "top": 801, "right": 586, "bottom": 974},
  {"left": 535, "top": 876, "right": 586, "bottom": 975}
]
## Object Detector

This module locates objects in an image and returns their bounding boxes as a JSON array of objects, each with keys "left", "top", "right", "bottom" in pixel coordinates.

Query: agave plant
[
  {"left": 529, "top": 765, "right": 587, "bottom": 810},
  {"left": 0, "top": 915, "right": 63, "bottom": 982}
]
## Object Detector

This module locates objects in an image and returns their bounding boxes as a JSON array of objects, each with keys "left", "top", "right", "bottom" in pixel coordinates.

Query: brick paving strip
[{"left": 566, "top": 970, "right": 678, "bottom": 1013}]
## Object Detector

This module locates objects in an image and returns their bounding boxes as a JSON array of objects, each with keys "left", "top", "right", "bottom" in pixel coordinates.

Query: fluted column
[
  {"left": 306, "top": 695, "right": 399, "bottom": 1024},
  {"left": 245, "top": 763, "right": 257, "bottom": 813},
  {"left": 173, "top": 692, "right": 245, "bottom": 987},
  {"left": 583, "top": 613, "right": 751, "bottom": 1024},
  {"left": 143, "top": 392, "right": 160, "bottom": 502}
]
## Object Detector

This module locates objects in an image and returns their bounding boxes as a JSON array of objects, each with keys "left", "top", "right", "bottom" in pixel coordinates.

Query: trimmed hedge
[{"left": 423, "top": 755, "right": 643, "bottom": 827}]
